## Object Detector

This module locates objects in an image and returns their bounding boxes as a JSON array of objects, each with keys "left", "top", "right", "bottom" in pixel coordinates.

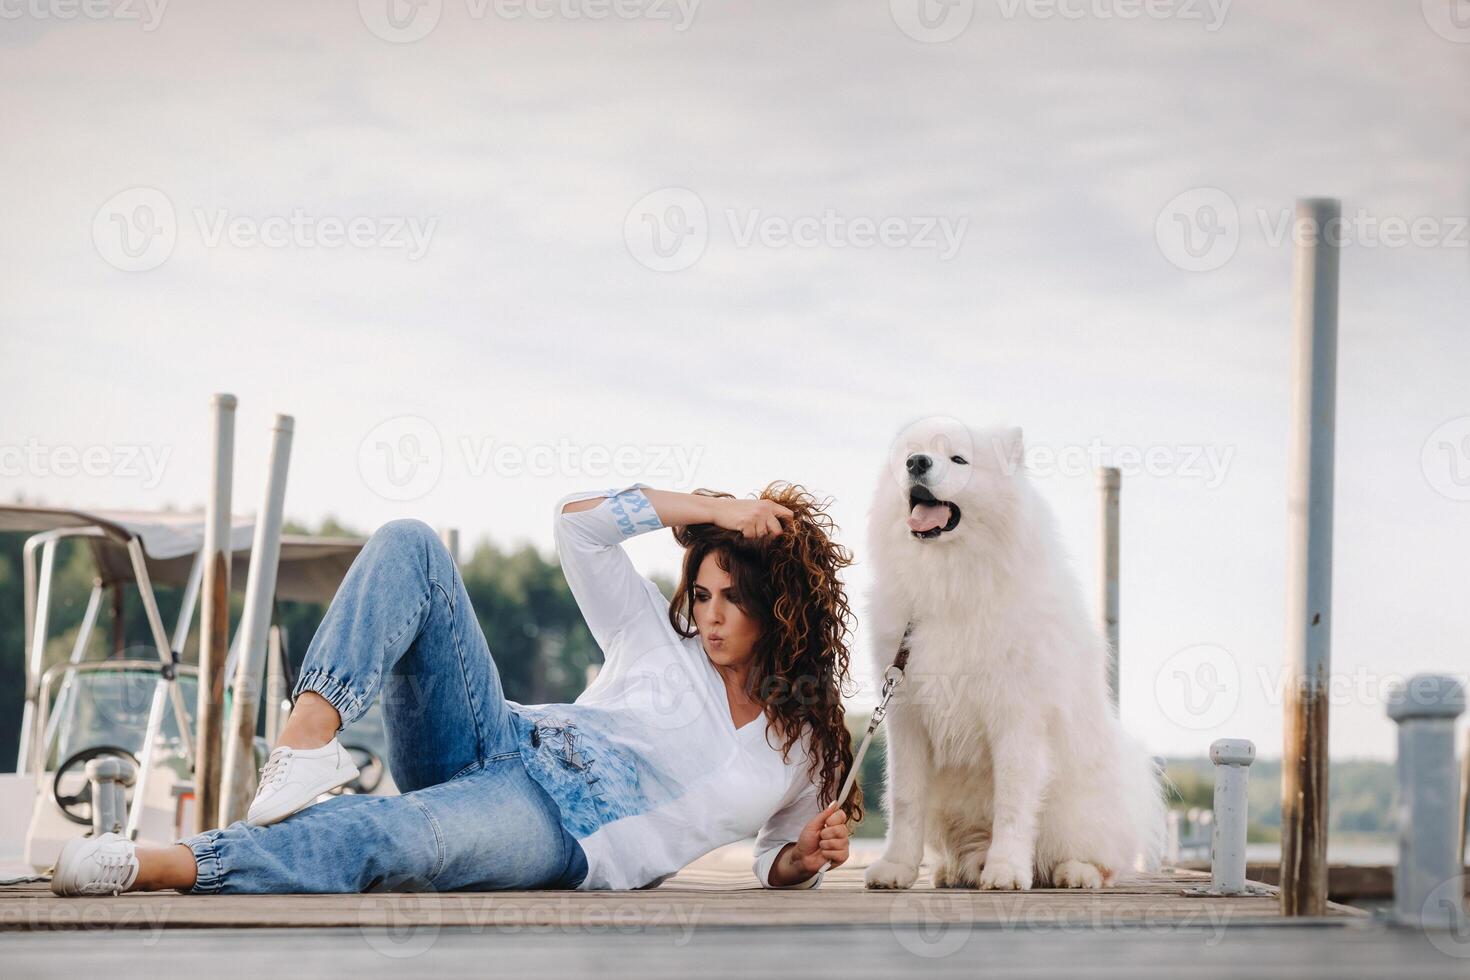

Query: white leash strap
[{"left": 815, "top": 624, "right": 913, "bottom": 875}]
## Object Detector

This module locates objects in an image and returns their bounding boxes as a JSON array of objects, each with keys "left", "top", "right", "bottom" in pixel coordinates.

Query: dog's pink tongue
[{"left": 908, "top": 502, "right": 951, "bottom": 532}]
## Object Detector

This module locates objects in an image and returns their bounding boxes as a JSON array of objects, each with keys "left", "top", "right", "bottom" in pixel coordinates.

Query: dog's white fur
[{"left": 863, "top": 419, "right": 1165, "bottom": 891}]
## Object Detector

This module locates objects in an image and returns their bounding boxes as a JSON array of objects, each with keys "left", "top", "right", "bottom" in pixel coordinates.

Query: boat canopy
[{"left": 0, "top": 505, "right": 364, "bottom": 604}]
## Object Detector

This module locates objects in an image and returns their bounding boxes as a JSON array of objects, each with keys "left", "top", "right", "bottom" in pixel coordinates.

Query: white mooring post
[
  {"left": 1098, "top": 467, "right": 1121, "bottom": 711},
  {"left": 1387, "top": 675, "right": 1466, "bottom": 931},
  {"left": 1280, "top": 197, "right": 1341, "bottom": 917},
  {"left": 1209, "top": 738, "right": 1256, "bottom": 895},
  {"left": 195, "top": 392, "right": 236, "bottom": 833},
  {"left": 219, "top": 414, "right": 295, "bottom": 825}
]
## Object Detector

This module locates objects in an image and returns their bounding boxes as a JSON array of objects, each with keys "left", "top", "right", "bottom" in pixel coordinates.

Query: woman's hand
[
  {"left": 795, "top": 801, "right": 850, "bottom": 874},
  {"left": 714, "top": 498, "right": 794, "bottom": 540}
]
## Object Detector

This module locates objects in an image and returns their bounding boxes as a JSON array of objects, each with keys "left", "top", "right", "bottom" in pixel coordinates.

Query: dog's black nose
[{"left": 906, "top": 454, "right": 932, "bottom": 476}]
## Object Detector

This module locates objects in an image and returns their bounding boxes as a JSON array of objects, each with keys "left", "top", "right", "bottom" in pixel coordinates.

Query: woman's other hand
[{"left": 716, "top": 498, "right": 794, "bottom": 540}]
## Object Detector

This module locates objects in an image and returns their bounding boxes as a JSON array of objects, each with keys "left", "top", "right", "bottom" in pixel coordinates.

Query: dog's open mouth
[{"left": 908, "top": 486, "right": 962, "bottom": 539}]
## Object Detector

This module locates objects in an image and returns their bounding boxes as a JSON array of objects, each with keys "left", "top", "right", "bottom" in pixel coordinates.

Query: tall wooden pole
[
  {"left": 1280, "top": 198, "right": 1341, "bottom": 917},
  {"left": 219, "top": 414, "right": 294, "bottom": 825},
  {"left": 1098, "top": 467, "right": 1121, "bottom": 712},
  {"left": 194, "top": 393, "right": 236, "bottom": 832}
]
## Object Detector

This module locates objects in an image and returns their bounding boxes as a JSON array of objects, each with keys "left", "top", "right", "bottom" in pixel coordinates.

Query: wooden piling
[
  {"left": 1280, "top": 198, "right": 1341, "bottom": 917},
  {"left": 195, "top": 392, "right": 236, "bottom": 833}
]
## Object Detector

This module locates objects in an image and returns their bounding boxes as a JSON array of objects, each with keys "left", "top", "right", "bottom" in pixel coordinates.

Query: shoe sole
[{"left": 246, "top": 765, "right": 360, "bottom": 827}]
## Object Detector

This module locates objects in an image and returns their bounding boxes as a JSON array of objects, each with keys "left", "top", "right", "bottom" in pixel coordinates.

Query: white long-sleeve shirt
[{"left": 505, "top": 483, "right": 830, "bottom": 891}]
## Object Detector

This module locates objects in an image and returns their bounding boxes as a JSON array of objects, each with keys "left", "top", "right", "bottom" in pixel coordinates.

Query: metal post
[
  {"left": 16, "top": 536, "right": 57, "bottom": 775},
  {"left": 1387, "top": 675, "right": 1466, "bottom": 930},
  {"left": 87, "top": 756, "right": 135, "bottom": 837},
  {"left": 1280, "top": 197, "right": 1341, "bottom": 918},
  {"left": 439, "top": 527, "right": 460, "bottom": 566},
  {"left": 1458, "top": 726, "right": 1468, "bottom": 871},
  {"left": 41, "top": 582, "right": 104, "bottom": 752},
  {"left": 1098, "top": 467, "right": 1121, "bottom": 711},
  {"left": 196, "top": 392, "right": 236, "bottom": 832},
  {"left": 1210, "top": 738, "right": 1256, "bottom": 895},
  {"left": 1452, "top": 728, "right": 1464, "bottom": 875},
  {"left": 264, "top": 625, "right": 285, "bottom": 745},
  {"left": 220, "top": 414, "right": 294, "bottom": 826}
]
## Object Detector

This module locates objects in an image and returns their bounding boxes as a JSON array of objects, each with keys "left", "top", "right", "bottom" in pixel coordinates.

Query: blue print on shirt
[{"left": 607, "top": 487, "right": 661, "bottom": 538}]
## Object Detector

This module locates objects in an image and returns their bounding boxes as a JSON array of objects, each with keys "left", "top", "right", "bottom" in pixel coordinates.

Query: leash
[{"left": 815, "top": 623, "right": 913, "bottom": 875}]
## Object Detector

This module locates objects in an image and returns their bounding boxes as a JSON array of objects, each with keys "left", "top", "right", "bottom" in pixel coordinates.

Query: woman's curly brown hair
[{"left": 666, "top": 482, "right": 863, "bottom": 824}]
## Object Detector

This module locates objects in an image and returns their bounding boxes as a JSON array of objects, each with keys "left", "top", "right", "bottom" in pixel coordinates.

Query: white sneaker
[
  {"left": 246, "top": 738, "right": 360, "bottom": 827},
  {"left": 51, "top": 832, "right": 140, "bottom": 897}
]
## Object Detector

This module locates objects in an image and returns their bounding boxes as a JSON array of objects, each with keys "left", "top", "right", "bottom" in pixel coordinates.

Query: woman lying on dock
[{"left": 50, "top": 484, "right": 858, "bottom": 896}]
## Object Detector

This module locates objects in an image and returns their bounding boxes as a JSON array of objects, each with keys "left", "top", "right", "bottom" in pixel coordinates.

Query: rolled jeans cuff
[
  {"left": 293, "top": 668, "right": 366, "bottom": 729},
  {"left": 178, "top": 831, "right": 225, "bottom": 895}
]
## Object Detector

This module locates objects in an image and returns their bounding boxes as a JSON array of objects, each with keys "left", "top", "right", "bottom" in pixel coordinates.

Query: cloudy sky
[{"left": 2, "top": 0, "right": 1467, "bottom": 761}]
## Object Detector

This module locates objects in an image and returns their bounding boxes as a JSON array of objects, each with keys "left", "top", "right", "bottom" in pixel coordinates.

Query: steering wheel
[
  {"left": 53, "top": 746, "right": 140, "bottom": 827},
  {"left": 341, "top": 744, "right": 384, "bottom": 794}
]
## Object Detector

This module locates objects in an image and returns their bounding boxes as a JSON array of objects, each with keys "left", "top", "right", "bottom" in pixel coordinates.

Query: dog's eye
[{"left": 950, "top": 455, "right": 969, "bottom": 465}]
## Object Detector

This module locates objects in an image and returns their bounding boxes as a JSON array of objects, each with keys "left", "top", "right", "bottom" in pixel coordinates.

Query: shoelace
[
  {"left": 83, "top": 846, "right": 136, "bottom": 895},
  {"left": 257, "top": 748, "right": 295, "bottom": 790}
]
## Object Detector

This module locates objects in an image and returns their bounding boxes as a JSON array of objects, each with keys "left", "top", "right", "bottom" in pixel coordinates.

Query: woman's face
[{"left": 692, "top": 551, "right": 761, "bottom": 670}]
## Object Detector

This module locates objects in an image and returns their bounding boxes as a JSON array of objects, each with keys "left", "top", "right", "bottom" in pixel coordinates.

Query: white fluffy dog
[{"left": 862, "top": 418, "right": 1165, "bottom": 891}]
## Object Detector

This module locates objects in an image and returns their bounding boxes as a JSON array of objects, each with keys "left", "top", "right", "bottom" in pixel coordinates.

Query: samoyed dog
[{"left": 862, "top": 418, "right": 1165, "bottom": 890}]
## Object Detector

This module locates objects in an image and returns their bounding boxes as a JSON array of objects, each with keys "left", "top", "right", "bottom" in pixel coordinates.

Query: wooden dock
[
  {"left": 0, "top": 863, "right": 1363, "bottom": 932},
  {"left": 10, "top": 858, "right": 1470, "bottom": 980}
]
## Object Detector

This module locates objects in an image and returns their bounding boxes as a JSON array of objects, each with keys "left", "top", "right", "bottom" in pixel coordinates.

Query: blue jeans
[{"left": 178, "top": 519, "right": 589, "bottom": 893}]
